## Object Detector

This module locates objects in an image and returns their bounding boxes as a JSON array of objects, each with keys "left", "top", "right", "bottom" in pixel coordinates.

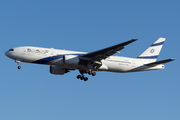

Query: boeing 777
[{"left": 5, "top": 37, "right": 174, "bottom": 81}]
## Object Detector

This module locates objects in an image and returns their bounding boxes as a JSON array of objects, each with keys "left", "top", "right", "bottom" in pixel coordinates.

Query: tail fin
[{"left": 137, "top": 37, "right": 165, "bottom": 62}]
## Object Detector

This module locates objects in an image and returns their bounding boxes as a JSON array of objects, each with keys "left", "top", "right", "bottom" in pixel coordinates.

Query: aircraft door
[
  {"left": 50, "top": 48, "right": 55, "bottom": 56},
  {"left": 22, "top": 48, "right": 26, "bottom": 56},
  {"left": 132, "top": 60, "right": 136, "bottom": 67}
]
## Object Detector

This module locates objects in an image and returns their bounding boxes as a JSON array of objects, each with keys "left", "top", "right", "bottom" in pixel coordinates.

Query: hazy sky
[{"left": 1, "top": 0, "right": 179, "bottom": 120}]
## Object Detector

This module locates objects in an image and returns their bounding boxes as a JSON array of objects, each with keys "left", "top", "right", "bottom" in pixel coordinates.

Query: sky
[{"left": 0, "top": 0, "right": 180, "bottom": 120}]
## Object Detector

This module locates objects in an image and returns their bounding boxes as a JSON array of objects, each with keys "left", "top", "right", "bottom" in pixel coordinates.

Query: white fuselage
[{"left": 5, "top": 46, "right": 164, "bottom": 73}]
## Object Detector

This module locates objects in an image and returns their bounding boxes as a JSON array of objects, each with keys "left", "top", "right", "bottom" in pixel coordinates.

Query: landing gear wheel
[
  {"left": 18, "top": 66, "right": 21, "bottom": 69},
  {"left": 77, "top": 70, "right": 90, "bottom": 81},
  {"left": 77, "top": 75, "right": 81, "bottom": 79},
  {"left": 84, "top": 77, "right": 88, "bottom": 81},
  {"left": 92, "top": 72, "right": 96, "bottom": 76},
  {"left": 80, "top": 76, "right": 84, "bottom": 80},
  {"left": 88, "top": 71, "right": 92, "bottom": 75}
]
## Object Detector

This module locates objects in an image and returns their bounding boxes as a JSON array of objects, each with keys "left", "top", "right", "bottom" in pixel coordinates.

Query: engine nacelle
[
  {"left": 50, "top": 65, "right": 69, "bottom": 75},
  {"left": 63, "top": 55, "right": 80, "bottom": 65}
]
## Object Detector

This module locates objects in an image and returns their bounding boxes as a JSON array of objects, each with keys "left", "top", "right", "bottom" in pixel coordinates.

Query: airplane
[{"left": 5, "top": 37, "right": 174, "bottom": 81}]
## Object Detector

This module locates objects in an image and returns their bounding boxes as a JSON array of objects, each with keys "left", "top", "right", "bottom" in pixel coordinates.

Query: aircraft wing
[
  {"left": 80, "top": 39, "right": 138, "bottom": 61},
  {"left": 145, "top": 58, "right": 175, "bottom": 66}
]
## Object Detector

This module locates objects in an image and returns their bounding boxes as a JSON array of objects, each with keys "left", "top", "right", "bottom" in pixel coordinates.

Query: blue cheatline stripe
[
  {"left": 32, "top": 54, "right": 84, "bottom": 64},
  {"left": 137, "top": 55, "right": 158, "bottom": 59},
  {"left": 151, "top": 41, "right": 164, "bottom": 47},
  {"left": 33, "top": 55, "right": 64, "bottom": 64}
]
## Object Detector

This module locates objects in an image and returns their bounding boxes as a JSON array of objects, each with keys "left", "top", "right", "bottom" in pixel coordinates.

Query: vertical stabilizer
[{"left": 137, "top": 38, "right": 165, "bottom": 62}]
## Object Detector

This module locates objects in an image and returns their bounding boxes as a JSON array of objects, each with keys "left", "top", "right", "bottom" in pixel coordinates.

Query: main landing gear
[
  {"left": 77, "top": 70, "right": 96, "bottom": 81},
  {"left": 15, "top": 60, "right": 21, "bottom": 69},
  {"left": 77, "top": 75, "right": 88, "bottom": 81}
]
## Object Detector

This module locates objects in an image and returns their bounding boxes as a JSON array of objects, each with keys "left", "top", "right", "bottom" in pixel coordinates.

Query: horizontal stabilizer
[{"left": 145, "top": 58, "right": 175, "bottom": 66}]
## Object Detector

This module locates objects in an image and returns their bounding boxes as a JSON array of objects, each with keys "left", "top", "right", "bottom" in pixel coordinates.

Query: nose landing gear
[{"left": 15, "top": 60, "right": 21, "bottom": 69}]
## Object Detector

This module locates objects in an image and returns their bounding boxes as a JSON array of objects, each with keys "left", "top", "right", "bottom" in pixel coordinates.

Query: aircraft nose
[
  {"left": 5, "top": 51, "right": 10, "bottom": 57},
  {"left": 5, "top": 48, "right": 15, "bottom": 58}
]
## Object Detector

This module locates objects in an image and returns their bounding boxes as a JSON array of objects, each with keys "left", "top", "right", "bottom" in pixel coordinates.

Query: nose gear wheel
[{"left": 15, "top": 60, "right": 21, "bottom": 69}]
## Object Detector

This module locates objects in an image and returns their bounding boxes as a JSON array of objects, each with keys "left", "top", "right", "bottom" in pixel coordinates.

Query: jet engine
[
  {"left": 50, "top": 65, "right": 69, "bottom": 75},
  {"left": 63, "top": 55, "right": 80, "bottom": 65}
]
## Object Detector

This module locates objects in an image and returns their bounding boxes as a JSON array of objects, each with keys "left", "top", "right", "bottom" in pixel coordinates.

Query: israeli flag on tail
[{"left": 137, "top": 37, "right": 165, "bottom": 62}]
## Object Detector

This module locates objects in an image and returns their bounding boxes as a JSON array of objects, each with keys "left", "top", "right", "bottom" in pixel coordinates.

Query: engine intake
[{"left": 63, "top": 55, "right": 80, "bottom": 65}]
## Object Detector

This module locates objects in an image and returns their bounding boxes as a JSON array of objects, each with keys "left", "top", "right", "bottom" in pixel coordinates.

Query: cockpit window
[{"left": 9, "top": 49, "right": 14, "bottom": 51}]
